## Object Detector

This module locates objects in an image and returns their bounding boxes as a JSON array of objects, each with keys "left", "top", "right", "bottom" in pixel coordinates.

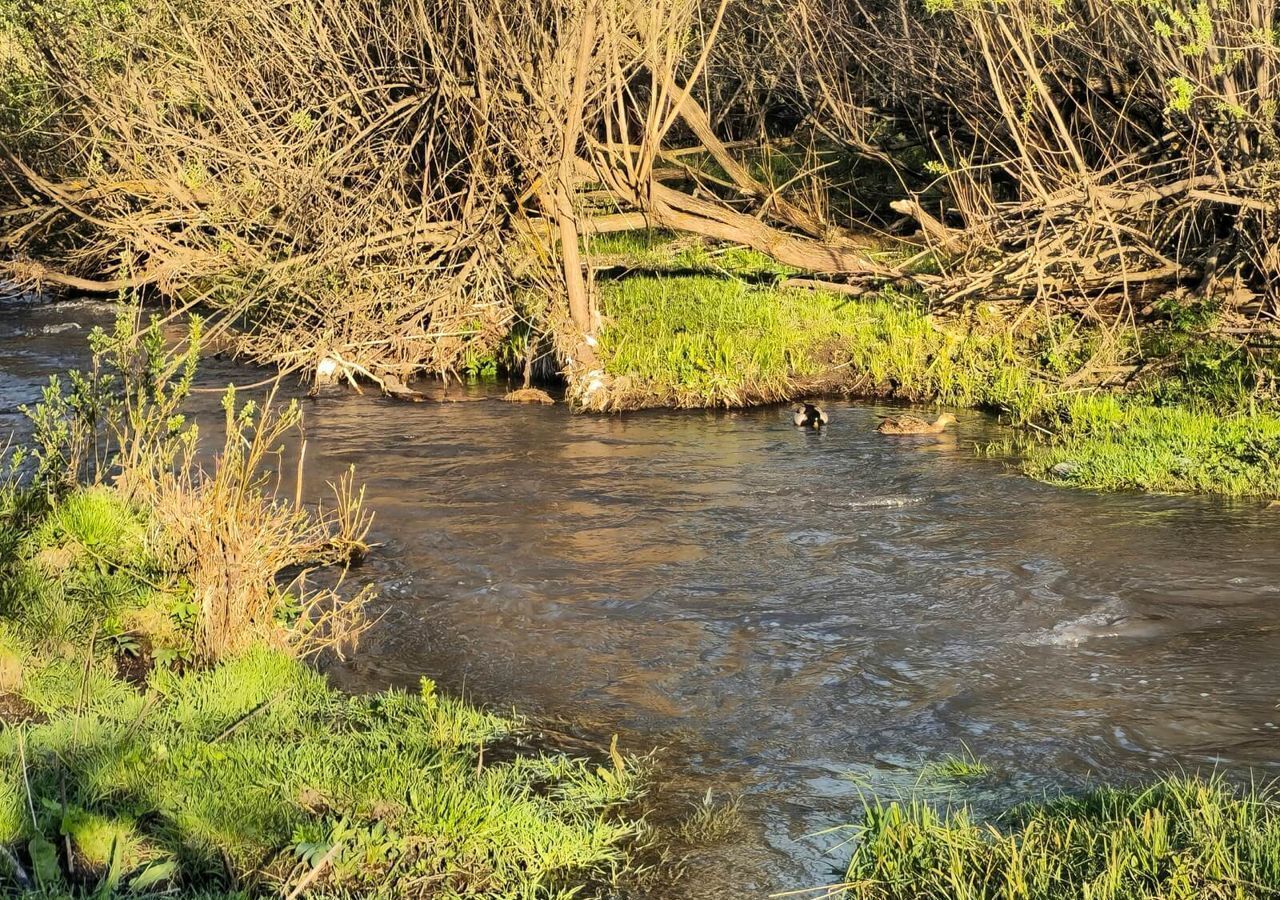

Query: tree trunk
[{"left": 556, "top": 3, "right": 599, "bottom": 352}]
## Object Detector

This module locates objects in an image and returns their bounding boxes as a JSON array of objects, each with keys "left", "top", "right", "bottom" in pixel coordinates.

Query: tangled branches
[
  {"left": 1, "top": 0, "right": 1278, "bottom": 381},
  {"left": 772, "top": 0, "right": 1280, "bottom": 314}
]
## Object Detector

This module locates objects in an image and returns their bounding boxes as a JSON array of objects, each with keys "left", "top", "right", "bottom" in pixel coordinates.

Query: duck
[
  {"left": 876, "top": 412, "right": 956, "bottom": 435},
  {"left": 793, "top": 402, "right": 829, "bottom": 429}
]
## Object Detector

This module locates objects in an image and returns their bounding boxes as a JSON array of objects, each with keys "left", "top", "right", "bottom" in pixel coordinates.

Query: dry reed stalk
[{"left": 133, "top": 389, "right": 371, "bottom": 663}]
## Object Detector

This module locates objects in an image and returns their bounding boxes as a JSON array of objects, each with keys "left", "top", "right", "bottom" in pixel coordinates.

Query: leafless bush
[
  {"left": 5, "top": 0, "right": 550, "bottom": 376},
  {"left": 140, "top": 387, "right": 373, "bottom": 663},
  {"left": 770, "top": 0, "right": 1279, "bottom": 313},
  {"left": 2, "top": 0, "right": 896, "bottom": 378},
  {"left": 21, "top": 302, "right": 375, "bottom": 664},
  {"left": 3, "top": 0, "right": 1277, "bottom": 377}
]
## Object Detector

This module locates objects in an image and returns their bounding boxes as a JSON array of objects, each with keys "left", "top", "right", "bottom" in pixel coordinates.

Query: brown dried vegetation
[{"left": 1, "top": 0, "right": 1277, "bottom": 383}]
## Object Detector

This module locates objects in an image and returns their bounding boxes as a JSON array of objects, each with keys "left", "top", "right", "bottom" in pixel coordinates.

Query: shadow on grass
[{"left": 0, "top": 647, "right": 643, "bottom": 898}]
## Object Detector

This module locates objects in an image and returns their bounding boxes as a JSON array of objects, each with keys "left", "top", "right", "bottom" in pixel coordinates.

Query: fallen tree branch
[
  {"left": 889, "top": 198, "right": 966, "bottom": 254},
  {"left": 672, "top": 88, "right": 843, "bottom": 242},
  {"left": 782, "top": 276, "right": 875, "bottom": 296},
  {"left": 643, "top": 180, "right": 895, "bottom": 275},
  {"left": 1, "top": 259, "right": 157, "bottom": 293}
]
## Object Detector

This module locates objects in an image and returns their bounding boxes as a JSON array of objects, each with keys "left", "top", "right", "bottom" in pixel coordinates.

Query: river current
[{"left": 4, "top": 298, "right": 1279, "bottom": 895}]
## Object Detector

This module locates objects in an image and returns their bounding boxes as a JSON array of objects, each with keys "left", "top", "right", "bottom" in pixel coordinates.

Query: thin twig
[{"left": 281, "top": 842, "right": 342, "bottom": 900}]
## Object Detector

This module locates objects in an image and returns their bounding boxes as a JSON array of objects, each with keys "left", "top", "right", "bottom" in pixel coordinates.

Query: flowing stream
[{"left": 5, "top": 299, "right": 1280, "bottom": 896}]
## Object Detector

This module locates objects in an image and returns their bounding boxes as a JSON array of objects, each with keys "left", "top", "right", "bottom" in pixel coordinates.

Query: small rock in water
[
  {"left": 39, "top": 322, "right": 81, "bottom": 334},
  {"left": 1049, "top": 460, "right": 1082, "bottom": 478},
  {"left": 315, "top": 356, "right": 342, "bottom": 386}
]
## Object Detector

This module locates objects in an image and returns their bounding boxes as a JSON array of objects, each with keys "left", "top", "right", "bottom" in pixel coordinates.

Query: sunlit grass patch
[
  {"left": 596, "top": 275, "right": 851, "bottom": 407},
  {"left": 584, "top": 228, "right": 682, "bottom": 261},
  {"left": 594, "top": 275, "right": 1048, "bottom": 415},
  {"left": 4, "top": 486, "right": 169, "bottom": 657},
  {"left": 585, "top": 231, "right": 797, "bottom": 280},
  {"left": 1026, "top": 396, "right": 1280, "bottom": 496},
  {"left": 0, "top": 648, "right": 643, "bottom": 896},
  {"left": 838, "top": 774, "right": 1280, "bottom": 900}
]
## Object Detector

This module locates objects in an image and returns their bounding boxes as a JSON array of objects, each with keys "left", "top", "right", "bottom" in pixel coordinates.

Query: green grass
[
  {"left": 595, "top": 275, "right": 1048, "bottom": 414},
  {"left": 0, "top": 647, "right": 640, "bottom": 898},
  {"left": 597, "top": 275, "right": 851, "bottom": 407},
  {"left": 589, "top": 248, "right": 1280, "bottom": 496},
  {"left": 838, "top": 774, "right": 1280, "bottom": 900},
  {"left": 1026, "top": 395, "right": 1280, "bottom": 496},
  {"left": 585, "top": 231, "right": 796, "bottom": 281},
  {"left": 0, "top": 482, "right": 645, "bottom": 898},
  {"left": 0, "top": 486, "right": 177, "bottom": 661},
  {"left": 923, "top": 749, "right": 994, "bottom": 782}
]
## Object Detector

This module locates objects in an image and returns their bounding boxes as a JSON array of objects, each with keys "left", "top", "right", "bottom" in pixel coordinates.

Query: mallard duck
[
  {"left": 793, "top": 403, "right": 829, "bottom": 429},
  {"left": 876, "top": 412, "right": 956, "bottom": 435}
]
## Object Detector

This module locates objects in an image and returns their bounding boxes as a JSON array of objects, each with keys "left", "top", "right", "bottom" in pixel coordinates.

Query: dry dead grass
[
  {"left": 124, "top": 388, "right": 374, "bottom": 664},
  {"left": 503, "top": 387, "right": 556, "bottom": 405}
]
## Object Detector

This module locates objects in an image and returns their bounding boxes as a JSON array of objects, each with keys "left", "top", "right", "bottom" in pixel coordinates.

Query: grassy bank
[
  {"left": 837, "top": 774, "right": 1280, "bottom": 899},
  {"left": 578, "top": 233, "right": 1280, "bottom": 498},
  {"left": 589, "top": 275, "right": 1047, "bottom": 416},
  {"left": 1025, "top": 397, "right": 1280, "bottom": 497},
  {"left": 0, "top": 637, "right": 638, "bottom": 898},
  {"left": 0, "top": 310, "right": 643, "bottom": 897}
]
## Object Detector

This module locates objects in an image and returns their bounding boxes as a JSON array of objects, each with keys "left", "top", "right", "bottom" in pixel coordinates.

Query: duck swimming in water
[
  {"left": 876, "top": 412, "right": 956, "bottom": 435},
  {"left": 793, "top": 403, "right": 829, "bottom": 429}
]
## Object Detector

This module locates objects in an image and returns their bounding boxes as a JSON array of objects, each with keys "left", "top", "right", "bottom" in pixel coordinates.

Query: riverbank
[
  {"left": 0, "top": 313, "right": 644, "bottom": 897},
  {"left": 6, "top": 301, "right": 1280, "bottom": 898},
  {"left": 838, "top": 772, "right": 1280, "bottom": 899},
  {"left": 569, "top": 232, "right": 1280, "bottom": 498}
]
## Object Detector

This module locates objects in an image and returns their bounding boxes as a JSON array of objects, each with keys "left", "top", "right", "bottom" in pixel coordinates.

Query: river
[{"left": 4, "top": 297, "right": 1280, "bottom": 896}]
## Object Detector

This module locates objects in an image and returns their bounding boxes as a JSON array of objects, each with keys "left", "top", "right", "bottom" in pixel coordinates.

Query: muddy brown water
[{"left": 4, "top": 298, "right": 1280, "bottom": 895}]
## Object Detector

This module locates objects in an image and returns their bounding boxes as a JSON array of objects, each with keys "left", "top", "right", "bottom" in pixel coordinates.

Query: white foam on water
[
  {"left": 846, "top": 496, "right": 924, "bottom": 509},
  {"left": 1025, "top": 603, "right": 1173, "bottom": 647},
  {"left": 1027, "top": 611, "right": 1118, "bottom": 647},
  {"left": 39, "top": 322, "right": 82, "bottom": 335}
]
